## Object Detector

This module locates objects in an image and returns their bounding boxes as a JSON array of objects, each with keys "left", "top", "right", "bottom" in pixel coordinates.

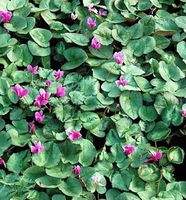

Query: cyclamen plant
[{"left": 0, "top": 0, "right": 185, "bottom": 199}]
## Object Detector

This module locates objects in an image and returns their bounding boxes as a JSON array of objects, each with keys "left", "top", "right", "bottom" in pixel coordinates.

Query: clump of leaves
[{"left": 0, "top": 0, "right": 186, "bottom": 199}]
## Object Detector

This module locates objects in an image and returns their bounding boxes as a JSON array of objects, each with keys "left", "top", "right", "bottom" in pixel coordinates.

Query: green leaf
[
  {"left": 120, "top": 91, "right": 143, "bottom": 120},
  {"left": 177, "top": 41, "right": 186, "bottom": 60},
  {"left": 138, "top": 106, "right": 158, "bottom": 122},
  {"left": 0, "top": 131, "right": 11, "bottom": 155},
  {"left": 80, "top": 112, "right": 100, "bottom": 130},
  {"left": 61, "top": 141, "right": 81, "bottom": 164},
  {"left": 36, "top": 176, "right": 61, "bottom": 188},
  {"left": 62, "top": 33, "right": 89, "bottom": 46},
  {"left": 147, "top": 121, "right": 171, "bottom": 141},
  {"left": 138, "top": 164, "right": 161, "bottom": 182},
  {"left": 23, "top": 166, "right": 45, "bottom": 182},
  {"left": 58, "top": 177, "right": 82, "bottom": 197},
  {"left": 175, "top": 16, "right": 186, "bottom": 29},
  {"left": 167, "top": 146, "right": 185, "bottom": 164},
  {"left": 128, "top": 36, "right": 156, "bottom": 57},
  {"left": 32, "top": 142, "right": 61, "bottom": 168},
  {"left": 93, "top": 26, "right": 113, "bottom": 45},
  {"left": 78, "top": 139, "right": 96, "bottom": 166},
  {"left": 30, "top": 28, "right": 52, "bottom": 48},
  {"left": 52, "top": 194, "right": 66, "bottom": 200},
  {"left": 7, "top": 150, "right": 30, "bottom": 173},
  {"left": 138, "top": 0, "right": 152, "bottom": 10},
  {"left": 62, "top": 47, "right": 88, "bottom": 70},
  {"left": 8, "top": 0, "right": 27, "bottom": 10},
  {"left": 28, "top": 41, "right": 51, "bottom": 56}
]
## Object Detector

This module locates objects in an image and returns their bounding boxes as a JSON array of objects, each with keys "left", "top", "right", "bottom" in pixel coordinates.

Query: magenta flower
[
  {"left": 146, "top": 151, "right": 163, "bottom": 162},
  {"left": 113, "top": 52, "right": 124, "bottom": 64},
  {"left": 54, "top": 69, "right": 64, "bottom": 80},
  {"left": 87, "top": 3, "right": 98, "bottom": 14},
  {"left": 66, "top": 129, "right": 82, "bottom": 141},
  {"left": 34, "top": 89, "right": 51, "bottom": 108},
  {"left": 12, "top": 84, "right": 29, "bottom": 99},
  {"left": 181, "top": 109, "right": 186, "bottom": 117},
  {"left": 91, "top": 37, "right": 101, "bottom": 49},
  {"left": 123, "top": 145, "right": 135, "bottom": 155},
  {"left": 27, "top": 65, "right": 38, "bottom": 74},
  {"left": 35, "top": 111, "right": 45, "bottom": 123},
  {"left": 0, "top": 10, "right": 12, "bottom": 23},
  {"left": 98, "top": 9, "right": 107, "bottom": 16},
  {"left": 0, "top": 158, "right": 5, "bottom": 165},
  {"left": 29, "top": 120, "right": 36, "bottom": 133},
  {"left": 31, "top": 141, "right": 44, "bottom": 154},
  {"left": 116, "top": 76, "right": 127, "bottom": 87},
  {"left": 71, "top": 12, "right": 77, "bottom": 20},
  {"left": 45, "top": 80, "right": 52, "bottom": 87},
  {"left": 87, "top": 17, "right": 96, "bottom": 28},
  {"left": 73, "top": 165, "right": 81, "bottom": 175},
  {"left": 56, "top": 86, "right": 67, "bottom": 97}
]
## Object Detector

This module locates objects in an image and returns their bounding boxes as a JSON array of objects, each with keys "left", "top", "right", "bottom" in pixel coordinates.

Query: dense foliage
[{"left": 0, "top": 0, "right": 186, "bottom": 199}]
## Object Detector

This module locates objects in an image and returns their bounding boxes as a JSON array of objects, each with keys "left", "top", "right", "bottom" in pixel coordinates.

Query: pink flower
[
  {"left": 123, "top": 145, "right": 135, "bottom": 155},
  {"left": 54, "top": 70, "right": 64, "bottom": 80},
  {"left": 73, "top": 165, "right": 81, "bottom": 175},
  {"left": 12, "top": 84, "right": 29, "bottom": 99},
  {"left": 113, "top": 52, "right": 124, "bottom": 64},
  {"left": 71, "top": 12, "right": 77, "bottom": 20},
  {"left": 45, "top": 80, "right": 52, "bottom": 87},
  {"left": 87, "top": 4, "right": 98, "bottom": 14},
  {"left": 34, "top": 89, "right": 51, "bottom": 108},
  {"left": 29, "top": 120, "right": 36, "bottom": 133},
  {"left": 35, "top": 111, "right": 45, "bottom": 122},
  {"left": 181, "top": 109, "right": 186, "bottom": 117},
  {"left": 116, "top": 76, "right": 127, "bottom": 87},
  {"left": 66, "top": 129, "right": 82, "bottom": 141},
  {"left": 0, "top": 10, "right": 12, "bottom": 23},
  {"left": 56, "top": 86, "right": 67, "bottom": 97},
  {"left": 146, "top": 151, "right": 163, "bottom": 162},
  {"left": 98, "top": 9, "right": 107, "bottom": 16},
  {"left": 31, "top": 141, "right": 44, "bottom": 154},
  {"left": 87, "top": 17, "right": 96, "bottom": 28},
  {"left": 27, "top": 65, "right": 38, "bottom": 74},
  {"left": 0, "top": 158, "right": 5, "bottom": 165},
  {"left": 91, "top": 37, "right": 101, "bottom": 49}
]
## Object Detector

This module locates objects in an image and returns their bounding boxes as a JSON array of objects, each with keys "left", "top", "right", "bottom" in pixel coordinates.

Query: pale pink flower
[
  {"left": 146, "top": 151, "right": 163, "bottom": 162},
  {"left": 116, "top": 76, "right": 127, "bottom": 87},
  {"left": 12, "top": 84, "right": 29, "bottom": 99},
  {"left": 73, "top": 165, "right": 81, "bottom": 175},
  {"left": 54, "top": 70, "right": 64, "bottom": 80},
  {"left": 91, "top": 174, "right": 101, "bottom": 185},
  {"left": 27, "top": 65, "right": 38, "bottom": 74},
  {"left": 71, "top": 12, "right": 77, "bottom": 20},
  {"left": 29, "top": 120, "right": 36, "bottom": 133},
  {"left": 31, "top": 141, "right": 44, "bottom": 154},
  {"left": 113, "top": 52, "right": 124, "bottom": 64},
  {"left": 91, "top": 37, "right": 101, "bottom": 49},
  {"left": 0, "top": 158, "right": 5, "bottom": 165},
  {"left": 98, "top": 9, "right": 107, "bottom": 16},
  {"left": 66, "top": 129, "right": 82, "bottom": 141},
  {"left": 45, "top": 80, "right": 52, "bottom": 87},
  {"left": 0, "top": 10, "right": 12, "bottom": 23},
  {"left": 35, "top": 111, "right": 45, "bottom": 122},
  {"left": 87, "top": 4, "right": 98, "bottom": 14},
  {"left": 34, "top": 89, "right": 51, "bottom": 108},
  {"left": 123, "top": 145, "right": 135, "bottom": 155},
  {"left": 56, "top": 86, "right": 67, "bottom": 97},
  {"left": 181, "top": 109, "right": 186, "bottom": 117},
  {"left": 87, "top": 17, "right": 96, "bottom": 28}
]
